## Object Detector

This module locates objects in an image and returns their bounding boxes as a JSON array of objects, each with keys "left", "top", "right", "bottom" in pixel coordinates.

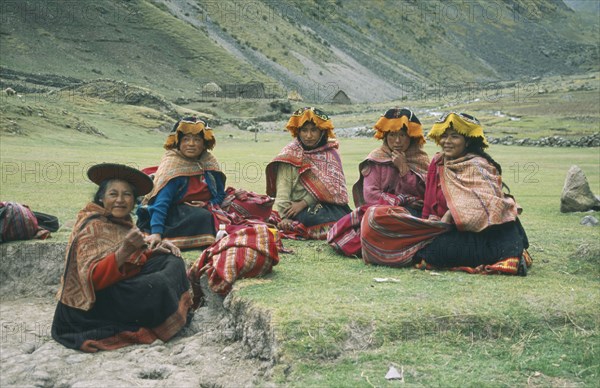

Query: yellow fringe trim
[
  {"left": 373, "top": 116, "right": 425, "bottom": 146},
  {"left": 286, "top": 110, "right": 335, "bottom": 139},
  {"left": 164, "top": 121, "right": 216, "bottom": 150},
  {"left": 428, "top": 113, "right": 489, "bottom": 147}
]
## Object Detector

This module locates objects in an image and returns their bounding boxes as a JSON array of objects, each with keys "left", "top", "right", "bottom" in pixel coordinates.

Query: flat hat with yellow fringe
[
  {"left": 374, "top": 108, "right": 425, "bottom": 146},
  {"left": 164, "top": 117, "right": 216, "bottom": 150},
  {"left": 285, "top": 107, "right": 335, "bottom": 139},
  {"left": 428, "top": 112, "right": 489, "bottom": 148}
]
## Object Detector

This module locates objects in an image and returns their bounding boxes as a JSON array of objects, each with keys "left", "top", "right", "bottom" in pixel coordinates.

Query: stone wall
[{"left": 487, "top": 132, "right": 600, "bottom": 147}]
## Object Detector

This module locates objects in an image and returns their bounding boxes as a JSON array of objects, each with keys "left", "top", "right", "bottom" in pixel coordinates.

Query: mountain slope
[
  {"left": 0, "top": 1, "right": 272, "bottom": 99},
  {"left": 0, "top": 0, "right": 597, "bottom": 103}
]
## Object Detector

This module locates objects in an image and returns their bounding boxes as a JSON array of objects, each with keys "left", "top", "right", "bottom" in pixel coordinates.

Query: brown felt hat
[{"left": 87, "top": 163, "right": 153, "bottom": 196}]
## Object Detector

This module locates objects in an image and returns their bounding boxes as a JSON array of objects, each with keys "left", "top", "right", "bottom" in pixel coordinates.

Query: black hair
[
  {"left": 176, "top": 131, "right": 183, "bottom": 149},
  {"left": 464, "top": 137, "right": 502, "bottom": 175},
  {"left": 93, "top": 179, "right": 140, "bottom": 207},
  {"left": 463, "top": 137, "right": 511, "bottom": 191}
]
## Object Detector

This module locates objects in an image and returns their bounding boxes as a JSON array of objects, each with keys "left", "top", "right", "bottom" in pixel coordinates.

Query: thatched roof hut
[
  {"left": 202, "top": 82, "right": 222, "bottom": 97},
  {"left": 332, "top": 90, "right": 351, "bottom": 104}
]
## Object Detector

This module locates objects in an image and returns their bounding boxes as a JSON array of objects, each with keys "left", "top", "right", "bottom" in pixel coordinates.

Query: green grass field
[{"left": 1, "top": 84, "right": 599, "bottom": 386}]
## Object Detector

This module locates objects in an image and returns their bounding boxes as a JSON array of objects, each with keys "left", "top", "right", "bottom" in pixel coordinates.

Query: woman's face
[
  {"left": 385, "top": 129, "right": 411, "bottom": 153},
  {"left": 439, "top": 128, "right": 467, "bottom": 160},
  {"left": 180, "top": 133, "right": 205, "bottom": 159},
  {"left": 102, "top": 180, "right": 135, "bottom": 219},
  {"left": 298, "top": 122, "right": 323, "bottom": 148}
]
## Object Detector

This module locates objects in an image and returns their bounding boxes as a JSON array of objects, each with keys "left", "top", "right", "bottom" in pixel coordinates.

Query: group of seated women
[
  {"left": 51, "top": 107, "right": 531, "bottom": 352},
  {"left": 351, "top": 110, "right": 531, "bottom": 275}
]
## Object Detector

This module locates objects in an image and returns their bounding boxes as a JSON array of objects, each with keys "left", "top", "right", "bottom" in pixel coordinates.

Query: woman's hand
[
  {"left": 161, "top": 240, "right": 181, "bottom": 257},
  {"left": 115, "top": 228, "right": 147, "bottom": 267},
  {"left": 441, "top": 210, "right": 454, "bottom": 224},
  {"left": 152, "top": 239, "right": 182, "bottom": 258},
  {"left": 146, "top": 233, "right": 162, "bottom": 250},
  {"left": 391, "top": 150, "right": 409, "bottom": 176},
  {"left": 277, "top": 218, "right": 294, "bottom": 231},
  {"left": 284, "top": 200, "right": 307, "bottom": 219}
]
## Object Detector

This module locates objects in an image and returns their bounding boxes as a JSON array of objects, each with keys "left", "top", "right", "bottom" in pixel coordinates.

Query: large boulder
[{"left": 560, "top": 165, "right": 600, "bottom": 212}]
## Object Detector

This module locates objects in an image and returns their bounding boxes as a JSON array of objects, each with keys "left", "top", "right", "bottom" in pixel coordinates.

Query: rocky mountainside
[{"left": 0, "top": 0, "right": 597, "bottom": 103}]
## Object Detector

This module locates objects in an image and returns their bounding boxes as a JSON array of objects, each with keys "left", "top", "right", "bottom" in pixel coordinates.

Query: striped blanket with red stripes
[
  {"left": 360, "top": 205, "right": 450, "bottom": 267},
  {"left": 188, "top": 224, "right": 279, "bottom": 304}
]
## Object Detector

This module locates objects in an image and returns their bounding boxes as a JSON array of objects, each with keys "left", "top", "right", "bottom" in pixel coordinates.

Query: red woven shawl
[{"left": 266, "top": 139, "right": 349, "bottom": 205}]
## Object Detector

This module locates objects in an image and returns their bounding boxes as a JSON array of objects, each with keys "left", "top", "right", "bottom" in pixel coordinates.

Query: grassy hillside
[
  {"left": 0, "top": 0, "right": 272, "bottom": 99},
  {"left": 1, "top": 0, "right": 597, "bottom": 103}
]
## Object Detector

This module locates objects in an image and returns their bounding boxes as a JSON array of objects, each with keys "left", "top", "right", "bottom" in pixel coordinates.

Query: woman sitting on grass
[
  {"left": 361, "top": 112, "right": 532, "bottom": 274},
  {"left": 353, "top": 108, "right": 429, "bottom": 213},
  {"left": 137, "top": 117, "right": 226, "bottom": 250},
  {"left": 328, "top": 108, "right": 429, "bottom": 256},
  {"left": 52, "top": 163, "right": 191, "bottom": 352},
  {"left": 266, "top": 107, "right": 351, "bottom": 239}
]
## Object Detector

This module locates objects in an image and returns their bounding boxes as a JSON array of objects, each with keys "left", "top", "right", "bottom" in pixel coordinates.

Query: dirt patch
[{"left": 0, "top": 241, "right": 278, "bottom": 387}]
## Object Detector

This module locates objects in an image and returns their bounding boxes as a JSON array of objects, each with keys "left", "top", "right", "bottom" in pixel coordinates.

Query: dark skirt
[
  {"left": 294, "top": 203, "right": 352, "bottom": 227},
  {"left": 137, "top": 203, "right": 216, "bottom": 249},
  {"left": 415, "top": 219, "right": 529, "bottom": 268},
  {"left": 52, "top": 254, "right": 192, "bottom": 352}
]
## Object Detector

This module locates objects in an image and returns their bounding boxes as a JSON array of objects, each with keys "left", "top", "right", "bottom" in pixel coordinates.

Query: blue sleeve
[
  {"left": 206, "top": 171, "right": 226, "bottom": 205},
  {"left": 148, "top": 177, "right": 187, "bottom": 235}
]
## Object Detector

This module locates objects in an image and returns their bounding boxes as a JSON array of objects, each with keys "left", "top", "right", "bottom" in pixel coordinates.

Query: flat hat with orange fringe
[
  {"left": 285, "top": 107, "right": 335, "bottom": 139},
  {"left": 427, "top": 112, "right": 489, "bottom": 148},
  {"left": 374, "top": 108, "right": 425, "bottom": 146},
  {"left": 164, "top": 117, "right": 216, "bottom": 150}
]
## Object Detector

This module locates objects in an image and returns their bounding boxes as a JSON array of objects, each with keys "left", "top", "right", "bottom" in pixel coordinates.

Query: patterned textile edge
[
  {"left": 414, "top": 250, "right": 533, "bottom": 276},
  {"left": 162, "top": 234, "right": 216, "bottom": 250},
  {"left": 305, "top": 222, "right": 334, "bottom": 240},
  {"left": 80, "top": 291, "right": 192, "bottom": 352},
  {"left": 277, "top": 220, "right": 335, "bottom": 241},
  {"left": 326, "top": 205, "right": 368, "bottom": 257}
]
